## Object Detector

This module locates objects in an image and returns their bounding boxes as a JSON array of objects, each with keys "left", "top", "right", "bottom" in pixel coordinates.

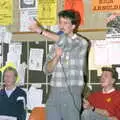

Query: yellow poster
[
  {"left": 37, "top": 0, "right": 57, "bottom": 26},
  {"left": 0, "top": 0, "right": 13, "bottom": 25},
  {"left": 92, "top": 0, "right": 120, "bottom": 12}
]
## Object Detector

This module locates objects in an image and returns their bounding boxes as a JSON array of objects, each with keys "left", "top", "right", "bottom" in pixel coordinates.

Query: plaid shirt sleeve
[
  {"left": 43, "top": 34, "right": 66, "bottom": 75},
  {"left": 43, "top": 44, "right": 55, "bottom": 75},
  {"left": 79, "top": 38, "right": 88, "bottom": 73}
]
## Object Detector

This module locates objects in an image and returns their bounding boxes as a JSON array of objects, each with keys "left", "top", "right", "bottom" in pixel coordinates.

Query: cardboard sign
[{"left": 92, "top": 0, "right": 120, "bottom": 12}]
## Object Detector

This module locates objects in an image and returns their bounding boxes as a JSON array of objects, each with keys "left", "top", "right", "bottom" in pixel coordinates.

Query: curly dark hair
[
  {"left": 101, "top": 67, "right": 118, "bottom": 81},
  {"left": 58, "top": 9, "right": 81, "bottom": 31}
]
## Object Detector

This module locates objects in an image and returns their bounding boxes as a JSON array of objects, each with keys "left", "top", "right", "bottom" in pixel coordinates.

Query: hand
[
  {"left": 55, "top": 47, "right": 63, "bottom": 58},
  {"left": 101, "top": 109, "right": 109, "bottom": 116},
  {"left": 109, "top": 116, "right": 118, "bottom": 120},
  {"left": 83, "top": 98, "right": 91, "bottom": 109},
  {"left": 95, "top": 108, "right": 109, "bottom": 117},
  {"left": 28, "top": 18, "right": 42, "bottom": 33}
]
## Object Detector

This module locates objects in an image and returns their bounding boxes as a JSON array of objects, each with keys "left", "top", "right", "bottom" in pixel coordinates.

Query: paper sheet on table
[
  {"left": 29, "top": 48, "right": 44, "bottom": 71},
  {"left": 0, "top": 115, "right": 17, "bottom": 120},
  {"left": 27, "top": 86, "right": 43, "bottom": 110}
]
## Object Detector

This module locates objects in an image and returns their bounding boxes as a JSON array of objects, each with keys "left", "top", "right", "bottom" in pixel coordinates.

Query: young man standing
[{"left": 29, "top": 10, "right": 88, "bottom": 120}]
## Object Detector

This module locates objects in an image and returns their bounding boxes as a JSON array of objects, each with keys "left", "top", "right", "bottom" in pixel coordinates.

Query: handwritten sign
[
  {"left": 0, "top": 0, "right": 13, "bottom": 25},
  {"left": 92, "top": 0, "right": 120, "bottom": 12},
  {"left": 37, "top": 0, "right": 57, "bottom": 25}
]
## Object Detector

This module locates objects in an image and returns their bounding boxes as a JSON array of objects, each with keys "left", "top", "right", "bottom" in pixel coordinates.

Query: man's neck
[
  {"left": 5, "top": 85, "right": 16, "bottom": 90},
  {"left": 68, "top": 32, "right": 74, "bottom": 37},
  {"left": 102, "top": 86, "right": 115, "bottom": 93}
]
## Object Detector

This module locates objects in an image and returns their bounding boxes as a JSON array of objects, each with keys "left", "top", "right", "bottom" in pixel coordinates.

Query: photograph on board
[{"left": 19, "top": 0, "right": 37, "bottom": 9}]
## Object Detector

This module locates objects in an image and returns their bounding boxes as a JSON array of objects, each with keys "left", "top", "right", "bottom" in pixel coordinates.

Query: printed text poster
[
  {"left": 92, "top": 0, "right": 120, "bottom": 12},
  {"left": 64, "top": 0, "right": 84, "bottom": 25},
  {"left": 37, "top": 0, "right": 57, "bottom": 25},
  {"left": 0, "top": 0, "right": 13, "bottom": 25}
]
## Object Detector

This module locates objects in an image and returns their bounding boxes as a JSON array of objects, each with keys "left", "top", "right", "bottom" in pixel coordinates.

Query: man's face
[
  {"left": 100, "top": 71, "right": 114, "bottom": 88},
  {"left": 4, "top": 71, "right": 16, "bottom": 87},
  {"left": 58, "top": 17, "right": 75, "bottom": 34}
]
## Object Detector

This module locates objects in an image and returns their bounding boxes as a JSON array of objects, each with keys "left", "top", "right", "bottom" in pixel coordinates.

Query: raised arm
[{"left": 29, "top": 19, "right": 59, "bottom": 41}]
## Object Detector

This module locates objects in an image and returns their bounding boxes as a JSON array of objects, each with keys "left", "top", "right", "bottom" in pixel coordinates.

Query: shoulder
[
  {"left": 113, "top": 90, "right": 120, "bottom": 96},
  {"left": 89, "top": 91, "right": 102, "bottom": 98},
  {"left": 15, "top": 87, "right": 26, "bottom": 96},
  {"left": 56, "top": 34, "right": 67, "bottom": 44},
  {"left": 0, "top": 88, "right": 5, "bottom": 94},
  {"left": 76, "top": 34, "right": 89, "bottom": 47}
]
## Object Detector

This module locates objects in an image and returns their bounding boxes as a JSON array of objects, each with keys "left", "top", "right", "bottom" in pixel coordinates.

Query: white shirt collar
[
  {"left": 72, "top": 34, "right": 77, "bottom": 39},
  {"left": 5, "top": 87, "right": 16, "bottom": 97},
  {"left": 102, "top": 88, "right": 115, "bottom": 94}
]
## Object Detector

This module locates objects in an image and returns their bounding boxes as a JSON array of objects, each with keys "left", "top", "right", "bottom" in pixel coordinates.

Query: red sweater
[{"left": 88, "top": 90, "right": 120, "bottom": 120}]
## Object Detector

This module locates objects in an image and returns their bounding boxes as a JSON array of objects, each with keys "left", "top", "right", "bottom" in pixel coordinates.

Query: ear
[
  {"left": 72, "top": 24, "right": 76, "bottom": 30},
  {"left": 112, "top": 78, "right": 115, "bottom": 84},
  {"left": 13, "top": 76, "right": 17, "bottom": 84}
]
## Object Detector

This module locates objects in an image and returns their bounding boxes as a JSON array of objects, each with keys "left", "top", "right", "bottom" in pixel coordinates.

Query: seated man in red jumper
[{"left": 81, "top": 67, "right": 120, "bottom": 120}]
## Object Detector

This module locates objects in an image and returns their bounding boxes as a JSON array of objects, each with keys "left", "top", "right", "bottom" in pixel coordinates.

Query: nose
[
  {"left": 59, "top": 23, "right": 64, "bottom": 30},
  {"left": 59, "top": 26, "right": 64, "bottom": 31},
  {"left": 100, "top": 76, "right": 105, "bottom": 82}
]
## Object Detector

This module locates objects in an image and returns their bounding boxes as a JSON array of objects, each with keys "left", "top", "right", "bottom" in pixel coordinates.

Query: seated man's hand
[
  {"left": 109, "top": 116, "right": 118, "bottom": 120},
  {"left": 95, "top": 108, "right": 109, "bottom": 117},
  {"left": 83, "top": 98, "right": 92, "bottom": 109}
]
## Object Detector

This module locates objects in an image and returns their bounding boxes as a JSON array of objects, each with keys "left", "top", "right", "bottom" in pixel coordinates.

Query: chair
[{"left": 28, "top": 107, "right": 46, "bottom": 120}]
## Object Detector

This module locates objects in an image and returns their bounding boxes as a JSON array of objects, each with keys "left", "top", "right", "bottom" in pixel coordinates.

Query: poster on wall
[
  {"left": 37, "top": 0, "right": 57, "bottom": 26},
  {"left": 0, "top": 0, "right": 13, "bottom": 25},
  {"left": 20, "top": 9, "right": 37, "bottom": 31},
  {"left": 19, "top": 0, "right": 37, "bottom": 9},
  {"left": 29, "top": 48, "right": 44, "bottom": 71},
  {"left": 64, "top": 0, "right": 84, "bottom": 25},
  {"left": 93, "top": 38, "right": 120, "bottom": 66},
  {"left": 92, "top": 0, "right": 120, "bottom": 12},
  {"left": 105, "top": 12, "right": 120, "bottom": 36}
]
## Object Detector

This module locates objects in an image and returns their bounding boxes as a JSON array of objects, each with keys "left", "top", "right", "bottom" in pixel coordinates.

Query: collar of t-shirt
[
  {"left": 102, "top": 88, "right": 115, "bottom": 94},
  {"left": 5, "top": 87, "right": 16, "bottom": 97},
  {"left": 72, "top": 34, "right": 77, "bottom": 39}
]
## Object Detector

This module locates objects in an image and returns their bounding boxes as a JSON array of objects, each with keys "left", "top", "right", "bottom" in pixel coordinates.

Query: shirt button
[{"left": 64, "top": 104, "right": 66, "bottom": 107}]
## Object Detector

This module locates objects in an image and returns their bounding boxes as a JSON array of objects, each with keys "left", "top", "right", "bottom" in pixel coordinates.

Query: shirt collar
[
  {"left": 72, "top": 34, "right": 77, "bottom": 39},
  {"left": 5, "top": 86, "right": 16, "bottom": 92},
  {"left": 102, "top": 88, "right": 115, "bottom": 94}
]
